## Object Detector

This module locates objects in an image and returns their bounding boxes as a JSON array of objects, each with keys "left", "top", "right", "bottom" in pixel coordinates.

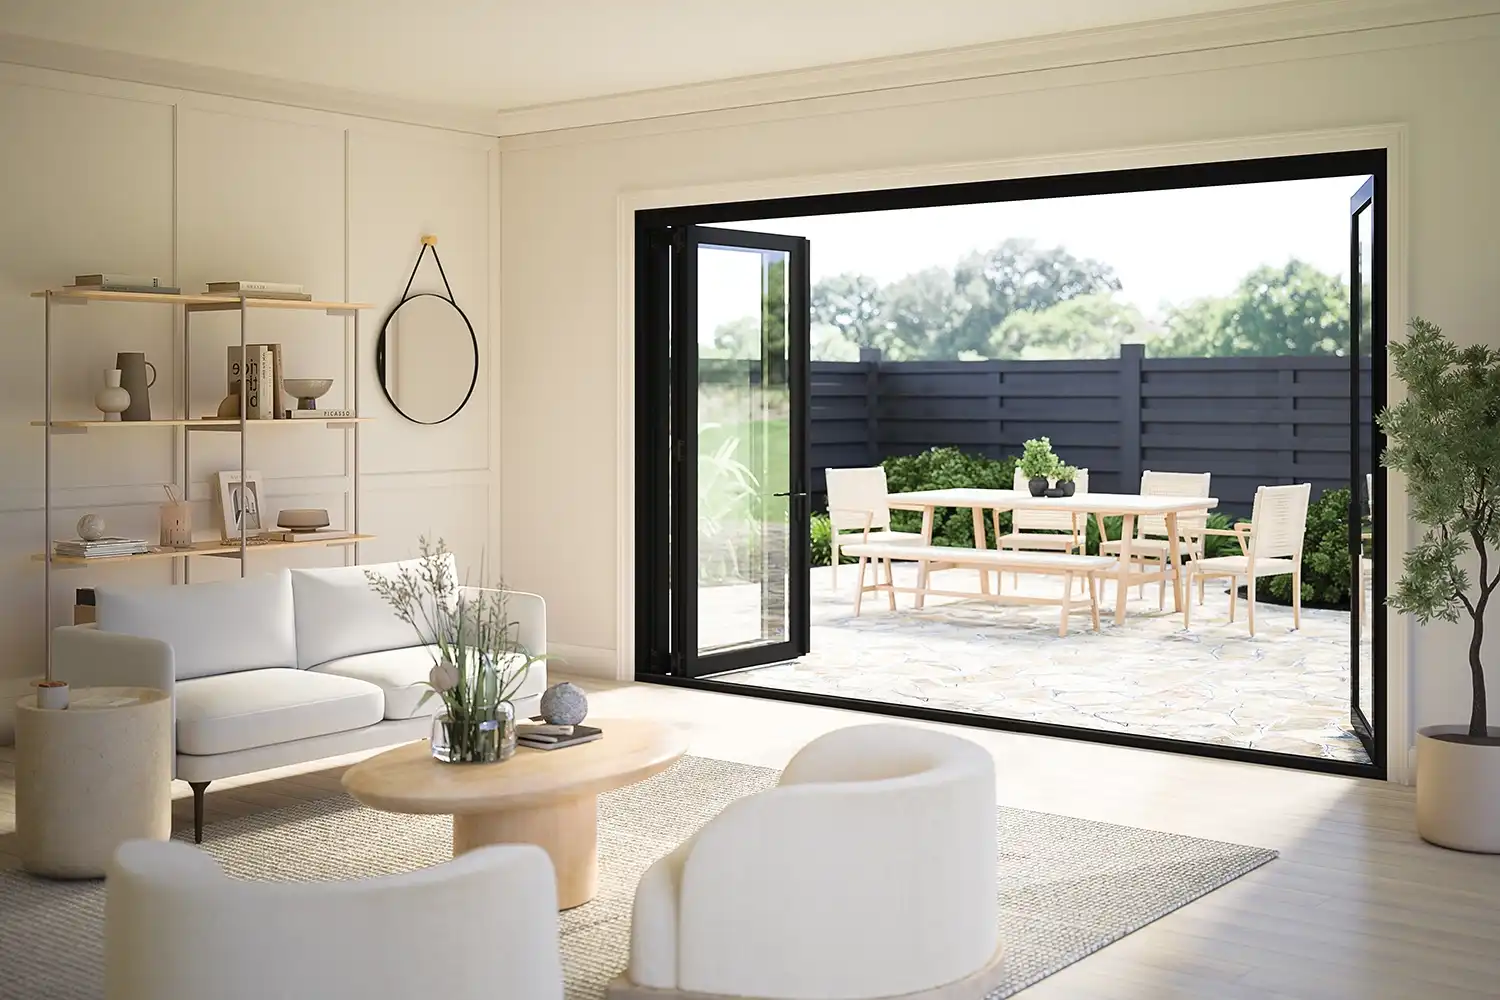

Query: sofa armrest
[
  {"left": 53, "top": 625, "right": 176, "bottom": 763},
  {"left": 462, "top": 588, "right": 546, "bottom": 658},
  {"left": 53, "top": 625, "right": 174, "bottom": 695}
]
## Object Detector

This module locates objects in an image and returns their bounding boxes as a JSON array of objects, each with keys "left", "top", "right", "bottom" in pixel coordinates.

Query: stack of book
[
  {"left": 69, "top": 274, "right": 179, "bottom": 294},
  {"left": 517, "top": 724, "right": 603, "bottom": 751},
  {"left": 53, "top": 537, "right": 151, "bottom": 559},
  {"left": 206, "top": 281, "right": 313, "bottom": 301}
]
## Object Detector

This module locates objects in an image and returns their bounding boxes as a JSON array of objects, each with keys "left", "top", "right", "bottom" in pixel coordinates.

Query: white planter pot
[
  {"left": 34, "top": 682, "right": 69, "bottom": 711},
  {"left": 1415, "top": 724, "right": 1500, "bottom": 853}
]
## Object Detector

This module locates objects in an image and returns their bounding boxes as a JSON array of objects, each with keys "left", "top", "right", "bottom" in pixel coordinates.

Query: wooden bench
[{"left": 839, "top": 541, "right": 1117, "bottom": 636}]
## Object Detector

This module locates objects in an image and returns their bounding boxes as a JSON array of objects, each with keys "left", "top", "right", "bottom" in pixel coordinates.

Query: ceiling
[{"left": 2, "top": 0, "right": 1285, "bottom": 112}]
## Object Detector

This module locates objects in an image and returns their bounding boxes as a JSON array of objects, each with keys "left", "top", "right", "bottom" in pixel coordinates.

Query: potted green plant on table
[
  {"left": 1054, "top": 464, "right": 1079, "bottom": 498},
  {"left": 1020, "top": 437, "right": 1060, "bottom": 497},
  {"left": 366, "top": 539, "right": 545, "bottom": 764},
  {"left": 1379, "top": 318, "right": 1500, "bottom": 852}
]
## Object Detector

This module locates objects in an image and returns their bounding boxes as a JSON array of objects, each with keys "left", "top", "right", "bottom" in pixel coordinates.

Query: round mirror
[{"left": 376, "top": 293, "right": 478, "bottom": 425}]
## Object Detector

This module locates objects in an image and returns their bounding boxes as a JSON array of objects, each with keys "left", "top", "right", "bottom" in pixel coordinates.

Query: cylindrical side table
[{"left": 16, "top": 686, "right": 172, "bottom": 879}]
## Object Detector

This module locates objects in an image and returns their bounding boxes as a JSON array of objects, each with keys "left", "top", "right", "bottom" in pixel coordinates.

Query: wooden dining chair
[
  {"left": 825, "top": 467, "right": 923, "bottom": 591},
  {"left": 1187, "top": 483, "right": 1311, "bottom": 636},
  {"left": 1100, "top": 470, "right": 1211, "bottom": 608}
]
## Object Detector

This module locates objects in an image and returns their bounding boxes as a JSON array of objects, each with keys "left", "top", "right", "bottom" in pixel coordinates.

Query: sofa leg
[{"left": 189, "top": 781, "right": 211, "bottom": 844}]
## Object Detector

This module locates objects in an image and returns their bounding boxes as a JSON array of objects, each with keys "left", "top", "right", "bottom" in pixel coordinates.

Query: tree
[
  {"left": 1153, "top": 259, "right": 1349, "bottom": 357},
  {"left": 880, "top": 267, "right": 969, "bottom": 361},
  {"left": 811, "top": 273, "right": 886, "bottom": 352},
  {"left": 1380, "top": 319, "right": 1500, "bottom": 740},
  {"left": 988, "top": 292, "right": 1149, "bottom": 360},
  {"left": 944, "top": 239, "right": 1120, "bottom": 357}
]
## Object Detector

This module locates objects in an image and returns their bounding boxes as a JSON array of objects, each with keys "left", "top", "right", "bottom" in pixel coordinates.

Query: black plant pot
[
  {"left": 1028, "top": 477, "right": 1049, "bottom": 497},
  {"left": 1060, "top": 481, "right": 1076, "bottom": 497}
]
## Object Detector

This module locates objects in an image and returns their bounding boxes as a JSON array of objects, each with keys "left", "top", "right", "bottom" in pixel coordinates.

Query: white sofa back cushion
[
  {"left": 96, "top": 571, "right": 297, "bottom": 680},
  {"left": 290, "top": 554, "right": 456, "bottom": 670}
]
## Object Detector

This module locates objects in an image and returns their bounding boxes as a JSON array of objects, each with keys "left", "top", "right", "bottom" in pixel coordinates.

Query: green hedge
[{"left": 883, "top": 448, "right": 1018, "bottom": 548}]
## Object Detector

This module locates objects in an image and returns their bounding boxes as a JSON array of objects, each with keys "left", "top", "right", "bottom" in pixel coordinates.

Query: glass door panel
[
  {"left": 1349, "top": 176, "right": 1380, "bottom": 763},
  {"left": 673, "top": 227, "right": 810, "bottom": 676}
]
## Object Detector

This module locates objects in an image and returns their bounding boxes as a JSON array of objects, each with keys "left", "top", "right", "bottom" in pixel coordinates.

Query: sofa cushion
[
  {"left": 175, "top": 669, "right": 383, "bottom": 756},
  {"left": 96, "top": 571, "right": 296, "bottom": 681},
  {"left": 312, "top": 645, "right": 546, "bottom": 720},
  {"left": 289, "top": 555, "right": 456, "bottom": 670}
]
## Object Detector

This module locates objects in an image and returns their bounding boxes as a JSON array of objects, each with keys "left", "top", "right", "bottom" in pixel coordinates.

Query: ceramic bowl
[
  {"left": 283, "top": 378, "right": 334, "bottom": 401},
  {"left": 276, "top": 508, "right": 330, "bottom": 532}
]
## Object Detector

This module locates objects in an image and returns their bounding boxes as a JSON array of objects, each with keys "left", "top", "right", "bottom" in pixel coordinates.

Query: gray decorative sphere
[
  {"left": 540, "top": 682, "right": 588, "bottom": 726},
  {"left": 76, "top": 514, "right": 106, "bottom": 541}
]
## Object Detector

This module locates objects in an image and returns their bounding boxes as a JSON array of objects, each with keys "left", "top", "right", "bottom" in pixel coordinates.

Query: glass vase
[{"left": 431, "top": 702, "right": 516, "bottom": 763}]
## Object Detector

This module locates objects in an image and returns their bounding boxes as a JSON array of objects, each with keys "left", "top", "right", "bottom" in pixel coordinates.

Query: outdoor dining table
[{"left": 885, "top": 488, "right": 1219, "bottom": 627}]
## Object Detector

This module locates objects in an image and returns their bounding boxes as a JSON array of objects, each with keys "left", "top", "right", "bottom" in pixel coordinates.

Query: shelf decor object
[
  {"left": 94, "top": 368, "right": 129, "bottom": 420},
  {"left": 284, "top": 377, "right": 334, "bottom": 411},
  {"left": 377, "top": 236, "right": 479, "bottom": 425},
  {"left": 32, "top": 283, "right": 372, "bottom": 683},
  {"left": 116, "top": 351, "right": 156, "bottom": 421}
]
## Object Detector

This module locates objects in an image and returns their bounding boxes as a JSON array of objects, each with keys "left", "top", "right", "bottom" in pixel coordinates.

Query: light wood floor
[{"left": 3, "top": 676, "right": 1498, "bottom": 1000}]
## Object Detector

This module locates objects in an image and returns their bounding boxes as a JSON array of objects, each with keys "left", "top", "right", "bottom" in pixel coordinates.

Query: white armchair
[
  {"left": 616, "top": 724, "right": 1002, "bottom": 1000},
  {"left": 106, "top": 840, "right": 563, "bottom": 1000}
]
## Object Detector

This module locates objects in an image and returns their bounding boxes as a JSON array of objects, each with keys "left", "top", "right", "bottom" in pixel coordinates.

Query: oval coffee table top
[{"left": 342, "top": 718, "right": 688, "bottom": 816}]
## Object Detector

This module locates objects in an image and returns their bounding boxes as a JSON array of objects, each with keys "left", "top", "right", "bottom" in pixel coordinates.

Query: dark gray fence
[{"left": 811, "top": 344, "right": 1373, "bottom": 516}]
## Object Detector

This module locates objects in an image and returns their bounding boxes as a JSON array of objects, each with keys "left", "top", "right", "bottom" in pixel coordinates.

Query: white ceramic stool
[{"left": 16, "top": 686, "right": 172, "bottom": 878}]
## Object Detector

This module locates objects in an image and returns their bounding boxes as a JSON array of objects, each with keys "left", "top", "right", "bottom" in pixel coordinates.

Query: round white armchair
[{"left": 617, "top": 723, "right": 1003, "bottom": 1000}]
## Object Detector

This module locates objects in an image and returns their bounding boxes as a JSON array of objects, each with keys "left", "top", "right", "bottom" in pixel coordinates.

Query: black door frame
[{"left": 636, "top": 149, "right": 1388, "bottom": 780}]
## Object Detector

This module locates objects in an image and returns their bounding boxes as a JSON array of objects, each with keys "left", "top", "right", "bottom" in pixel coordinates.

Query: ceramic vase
[
  {"left": 94, "top": 369, "right": 130, "bottom": 421},
  {"left": 116, "top": 352, "right": 156, "bottom": 421}
]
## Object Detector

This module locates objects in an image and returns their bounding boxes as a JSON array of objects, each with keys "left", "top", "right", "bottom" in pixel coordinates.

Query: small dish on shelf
[{"left": 277, "top": 508, "right": 331, "bottom": 533}]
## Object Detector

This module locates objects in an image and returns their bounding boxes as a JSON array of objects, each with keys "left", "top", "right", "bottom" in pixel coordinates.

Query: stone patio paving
[{"left": 705, "top": 563, "right": 1373, "bottom": 764}]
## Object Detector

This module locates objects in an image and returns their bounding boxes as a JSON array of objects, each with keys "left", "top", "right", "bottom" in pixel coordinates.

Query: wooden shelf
[
  {"left": 32, "top": 288, "right": 370, "bottom": 312},
  {"left": 32, "top": 289, "right": 235, "bottom": 305},
  {"left": 37, "top": 534, "right": 374, "bottom": 567},
  {"left": 31, "top": 418, "right": 370, "bottom": 431}
]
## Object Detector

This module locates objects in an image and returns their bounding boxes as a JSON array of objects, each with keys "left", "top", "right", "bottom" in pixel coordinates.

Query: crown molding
[
  {"left": 1, "top": 0, "right": 1496, "bottom": 140},
  {"left": 0, "top": 31, "right": 502, "bottom": 136},
  {"left": 494, "top": 0, "right": 1500, "bottom": 136}
]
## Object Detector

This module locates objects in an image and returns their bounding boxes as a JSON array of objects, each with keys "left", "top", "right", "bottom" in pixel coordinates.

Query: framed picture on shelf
[{"left": 215, "top": 470, "right": 266, "bottom": 541}]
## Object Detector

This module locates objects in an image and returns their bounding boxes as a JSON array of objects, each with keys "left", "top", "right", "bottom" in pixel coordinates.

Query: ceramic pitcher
[{"left": 117, "top": 352, "right": 157, "bottom": 421}]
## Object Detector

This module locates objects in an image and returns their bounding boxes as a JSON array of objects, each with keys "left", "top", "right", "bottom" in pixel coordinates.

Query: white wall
[
  {"left": 497, "top": 17, "right": 1500, "bottom": 764},
  {"left": 0, "top": 67, "right": 500, "bottom": 730}
]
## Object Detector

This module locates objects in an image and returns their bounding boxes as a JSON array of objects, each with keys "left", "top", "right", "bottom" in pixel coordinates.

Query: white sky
[{"left": 698, "top": 175, "right": 1366, "bottom": 340}]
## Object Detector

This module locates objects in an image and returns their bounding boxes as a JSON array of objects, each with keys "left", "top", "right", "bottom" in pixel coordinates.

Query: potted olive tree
[{"left": 1380, "top": 318, "right": 1500, "bottom": 852}]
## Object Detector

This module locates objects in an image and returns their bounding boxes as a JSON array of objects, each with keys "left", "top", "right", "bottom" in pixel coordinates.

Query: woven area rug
[{"left": 0, "top": 755, "right": 1274, "bottom": 1000}]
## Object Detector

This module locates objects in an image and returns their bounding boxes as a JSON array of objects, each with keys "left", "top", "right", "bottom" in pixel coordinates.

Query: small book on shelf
[
  {"left": 517, "top": 725, "right": 602, "bottom": 751},
  {"left": 287, "top": 407, "right": 355, "bottom": 419},
  {"left": 269, "top": 530, "right": 353, "bottom": 543},
  {"left": 70, "top": 274, "right": 179, "bottom": 294},
  {"left": 207, "top": 280, "right": 305, "bottom": 294}
]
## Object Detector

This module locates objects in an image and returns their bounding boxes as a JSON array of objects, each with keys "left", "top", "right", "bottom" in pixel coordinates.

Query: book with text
[{"left": 227, "top": 346, "right": 274, "bottom": 419}]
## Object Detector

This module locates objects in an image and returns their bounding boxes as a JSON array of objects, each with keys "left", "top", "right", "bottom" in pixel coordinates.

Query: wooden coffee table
[{"left": 342, "top": 717, "right": 686, "bottom": 909}]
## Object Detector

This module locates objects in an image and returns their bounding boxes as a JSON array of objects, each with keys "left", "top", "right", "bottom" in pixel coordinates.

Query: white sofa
[
  {"left": 106, "top": 838, "right": 563, "bottom": 1000},
  {"left": 617, "top": 724, "right": 1003, "bottom": 1000},
  {"left": 53, "top": 557, "right": 546, "bottom": 841}
]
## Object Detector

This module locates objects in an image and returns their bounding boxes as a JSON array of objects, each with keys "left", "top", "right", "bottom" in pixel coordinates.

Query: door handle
[{"left": 773, "top": 491, "right": 810, "bottom": 498}]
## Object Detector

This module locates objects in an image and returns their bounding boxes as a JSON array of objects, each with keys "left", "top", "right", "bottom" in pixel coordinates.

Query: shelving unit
[{"left": 34, "top": 287, "right": 373, "bottom": 671}]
